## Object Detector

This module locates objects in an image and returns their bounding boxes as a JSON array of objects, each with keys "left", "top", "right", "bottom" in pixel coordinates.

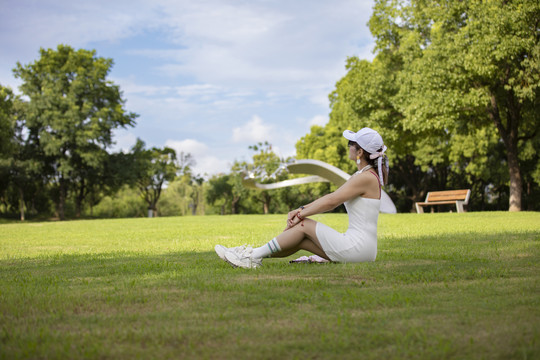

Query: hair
[{"left": 350, "top": 141, "right": 389, "bottom": 185}]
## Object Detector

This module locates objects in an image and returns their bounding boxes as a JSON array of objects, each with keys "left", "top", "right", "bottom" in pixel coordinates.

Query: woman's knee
[{"left": 301, "top": 219, "right": 318, "bottom": 238}]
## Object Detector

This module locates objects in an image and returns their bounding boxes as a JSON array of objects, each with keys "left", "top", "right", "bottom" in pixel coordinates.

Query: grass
[{"left": 0, "top": 212, "right": 539, "bottom": 359}]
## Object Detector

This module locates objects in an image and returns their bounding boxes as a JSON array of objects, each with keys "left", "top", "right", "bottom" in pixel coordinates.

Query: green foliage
[
  {"left": 390, "top": 0, "right": 540, "bottom": 211},
  {"left": 0, "top": 84, "right": 50, "bottom": 220},
  {"left": 299, "top": 0, "right": 540, "bottom": 212},
  {"left": 0, "top": 85, "right": 16, "bottom": 156},
  {"left": 0, "top": 85, "right": 16, "bottom": 212},
  {"left": 90, "top": 185, "right": 146, "bottom": 218},
  {"left": 158, "top": 178, "right": 206, "bottom": 216},
  {"left": 205, "top": 172, "right": 246, "bottom": 215},
  {"left": 131, "top": 139, "right": 179, "bottom": 217},
  {"left": 12, "top": 44, "right": 137, "bottom": 219},
  {"left": 248, "top": 142, "right": 287, "bottom": 214}
]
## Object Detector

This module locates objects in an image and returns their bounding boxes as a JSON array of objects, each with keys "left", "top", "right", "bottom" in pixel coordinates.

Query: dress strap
[{"left": 368, "top": 169, "right": 382, "bottom": 199}]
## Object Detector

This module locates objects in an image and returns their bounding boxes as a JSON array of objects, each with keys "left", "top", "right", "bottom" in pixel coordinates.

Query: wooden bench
[{"left": 415, "top": 189, "right": 471, "bottom": 213}]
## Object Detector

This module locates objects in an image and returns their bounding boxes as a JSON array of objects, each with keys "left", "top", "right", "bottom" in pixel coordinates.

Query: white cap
[
  {"left": 344, "top": 128, "right": 388, "bottom": 185},
  {"left": 343, "top": 128, "right": 385, "bottom": 154}
]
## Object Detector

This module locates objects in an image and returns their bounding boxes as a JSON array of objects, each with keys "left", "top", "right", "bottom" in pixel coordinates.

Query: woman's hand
[
  {"left": 287, "top": 209, "right": 298, "bottom": 222},
  {"left": 285, "top": 209, "right": 301, "bottom": 230}
]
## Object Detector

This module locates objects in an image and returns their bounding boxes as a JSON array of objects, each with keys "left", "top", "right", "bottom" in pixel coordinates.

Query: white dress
[{"left": 315, "top": 171, "right": 380, "bottom": 263}]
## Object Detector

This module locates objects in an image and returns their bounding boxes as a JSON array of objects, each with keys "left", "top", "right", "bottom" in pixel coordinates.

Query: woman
[{"left": 215, "top": 127, "right": 389, "bottom": 269}]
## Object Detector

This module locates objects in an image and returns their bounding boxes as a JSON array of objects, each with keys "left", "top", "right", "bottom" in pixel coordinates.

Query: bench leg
[
  {"left": 415, "top": 203, "right": 424, "bottom": 213},
  {"left": 456, "top": 202, "right": 464, "bottom": 213}
]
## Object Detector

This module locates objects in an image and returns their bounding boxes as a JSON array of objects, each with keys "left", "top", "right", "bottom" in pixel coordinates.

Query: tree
[
  {"left": 91, "top": 185, "right": 146, "bottom": 218},
  {"left": 13, "top": 44, "right": 137, "bottom": 219},
  {"left": 205, "top": 174, "right": 235, "bottom": 215},
  {"left": 131, "top": 139, "right": 179, "bottom": 217},
  {"left": 0, "top": 85, "right": 17, "bottom": 216},
  {"left": 83, "top": 151, "right": 136, "bottom": 217},
  {"left": 299, "top": 0, "right": 539, "bottom": 212},
  {"left": 176, "top": 151, "right": 196, "bottom": 180},
  {"left": 0, "top": 85, "right": 48, "bottom": 220},
  {"left": 0, "top": 86, "right": 15, "bottom": 156},
  {"left": 188, "top": 175, "right": 206, "bottom": 215},
  {"left": 374, "top": 0, "right": 540, "bottom": 211},
  {"left": 248, "top": 142, "right": 284, "bottom": 214}
]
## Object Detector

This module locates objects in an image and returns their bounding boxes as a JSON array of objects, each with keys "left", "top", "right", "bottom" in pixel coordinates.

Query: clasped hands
[{"left": 285, "top": 209, "right": 304, "bottom": 230}]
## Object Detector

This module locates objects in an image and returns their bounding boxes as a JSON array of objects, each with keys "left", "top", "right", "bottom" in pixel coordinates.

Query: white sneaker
[
  {"left": 224, "top": 246, "right": 262, "bottom": 269},
  {"left": 215, "top": 244, "right": 246, "bottom": 261}
]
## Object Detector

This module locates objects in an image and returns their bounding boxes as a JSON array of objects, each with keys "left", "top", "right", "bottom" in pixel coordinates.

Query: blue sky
[{"left": 0, "top": 0, "right": 375, "bottom": 177}]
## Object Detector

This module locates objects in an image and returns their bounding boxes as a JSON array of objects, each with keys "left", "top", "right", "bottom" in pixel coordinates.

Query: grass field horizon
[{"left": 1, "top": 212, "right": 539, "bottom": 359}]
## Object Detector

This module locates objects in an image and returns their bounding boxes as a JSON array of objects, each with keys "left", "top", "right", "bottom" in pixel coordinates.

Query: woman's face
[{"left": 348, "top": 141, "right": 360, "bottom": 160}]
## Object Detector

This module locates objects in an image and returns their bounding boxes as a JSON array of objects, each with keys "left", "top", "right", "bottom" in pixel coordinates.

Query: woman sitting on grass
[{"left": 215, "top": 127, "right": 389, "bottom": 269}]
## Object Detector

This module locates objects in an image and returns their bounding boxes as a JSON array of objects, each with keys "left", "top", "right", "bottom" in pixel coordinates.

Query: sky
[{"left": 0, "top": 0, "right": 376, "bottom": 177}]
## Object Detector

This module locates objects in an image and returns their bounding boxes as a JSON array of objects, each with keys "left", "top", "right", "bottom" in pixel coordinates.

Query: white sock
[{"left": 252, "top": 238, "right": 282, "bottom": 259}]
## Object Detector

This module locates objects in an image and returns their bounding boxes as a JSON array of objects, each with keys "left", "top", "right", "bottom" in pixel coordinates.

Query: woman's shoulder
[
  {"left": 347, "top": 169, "right": 380, "bottom": 197},
  {"left": 345, "top": 170, "right": 374, "bottom": 190},
  {"left": 351, "top": 169, "right": 378, "bottom": 182}
]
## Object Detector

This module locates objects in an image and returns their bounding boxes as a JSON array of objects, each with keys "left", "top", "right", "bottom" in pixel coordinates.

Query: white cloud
[
  {"left": 0, "top": 0, "right": 151, "bottom": 60},
  {"left": 165, "top": 139, "right": 208, "bottom": 156},
  {"left": 127, "top": 0, "right": 374, "bottom": 96},
  {"left": 110, "top": 129, "right": 137, "bottom": 153},
  {"left": 309, "top": 115, "right": 328, "bottom": 127},
  {"left": 112, "top": 76, "right": 258, "bottom": 124},
  {"left": 2, "top": 0, "right": 375, "bottom": 104},
  {"left": 174, "top": 84, "right": 222, "bottom": 98},
  {"left": 115, "top": 79, "right": 173, "bottom": 97},
  {"left": 232, "top": 116, "right": 274, "bottom": 143},
  {"left": 164, "top": 138, "right": 228, "bottom": 176},
  {"left": 195, "top": 156, "right": 230, "bottom": 176}
]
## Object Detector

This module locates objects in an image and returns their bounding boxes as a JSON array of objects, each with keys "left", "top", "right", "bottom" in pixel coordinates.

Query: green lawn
[{"left": 1, "top": 212, "right": 539, "bottom": 359}]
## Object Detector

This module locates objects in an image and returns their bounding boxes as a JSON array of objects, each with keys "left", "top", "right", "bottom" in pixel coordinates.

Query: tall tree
[
  {"left": 13, "top": 45, "right": 137, "bottom": 219},
  {"left": 131, "top": 139, "right": 179, "bottom": 217},
  {"left": 299, "top": 0, "right": 539, "bottom": 212},
  {"left": 205, "top": 174, "right": 236, "bottom": 215},
  {"left": 176, "top": 151, "right": 196, "bottom": 180},
  {"left": 248, "top": 142, "right": 284, "bottom": 214},
  {"left": 0, "top": 85, "right": 17, "bottom": 216},
  {"left": 376, "top": 0, "right": 540, "bottom": 211}
]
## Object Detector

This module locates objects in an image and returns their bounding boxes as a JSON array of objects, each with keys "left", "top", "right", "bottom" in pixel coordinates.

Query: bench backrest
[{"left": 426, "top": 189, "right": 471, "bottom": 204}]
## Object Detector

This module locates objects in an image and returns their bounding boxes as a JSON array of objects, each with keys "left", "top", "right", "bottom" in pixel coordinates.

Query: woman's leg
[
  {"left": 270, "top": 219, "right": 330, "bottom": 260},
  {"left": 223, "top": 219, "right": 331, "bottom": 268}
]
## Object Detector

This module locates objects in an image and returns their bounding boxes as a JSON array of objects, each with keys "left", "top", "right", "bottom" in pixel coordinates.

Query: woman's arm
[{"left": 286, "top": 172, "right": 376, "bottom": 228}]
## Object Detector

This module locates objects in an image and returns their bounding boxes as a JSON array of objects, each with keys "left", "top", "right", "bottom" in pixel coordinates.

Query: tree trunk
[
  {"left": 58, "top": 179, "right": 67, "bottom": 220},
  {"left": 526, "top": 181, "right": 533, "bottom": 211},
  {"left": 76, "top": 179, "right": 85, "bottom": 218},
  {"left": 231, "top": 196, "right": 239, "bottom": 214},
  {"left": 262, "top": 192, "right": 270, "bottom": 214},
  {"left": 507, "top": 147, "right": 522, "bottom": 212},
  {"left": 147, "top": 202, "right": 158, "bottom": 217},
  {"left": 18, "top": 187, "right": 25, "bottom": 221},
  {"left": 488, "top": 93, "right": 522, "bottom": 211},
  {"left": 30, "top": 197, "right": 37, "bottom": 215}
]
